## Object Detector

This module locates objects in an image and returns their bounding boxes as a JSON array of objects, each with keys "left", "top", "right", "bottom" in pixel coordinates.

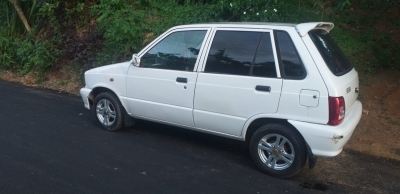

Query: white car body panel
[
  {"left": 80, "top": 87, "right": 91, "bottom": 109},
  {"left": 83, "top": 61, "right": 130, "bottom": 97},
  {"left": 194, "top": 74, "right": 283, "bottom": 136},
  {"left": 289, "top": 100, "right": 362, "bottom": 156},
  {"left": 271, "top": 27, "right": 330, "bottom": 124},
  {"left": 80, "top": 61, "right": 131, "bottom": 110},
  {"left": 128, "top": 113, "right": 244, "bottom": 140},
  {"left": 125, "top": 66, "right": 197, "bottom": 126}
]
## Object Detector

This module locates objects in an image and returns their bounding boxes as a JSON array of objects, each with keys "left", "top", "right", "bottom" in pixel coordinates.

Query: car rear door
[
  {"left": 308, "top": 30, "right": 359, "bottom": 114},
  {"left": 193, "top": 28, "right": 283, "bottom": 137}
]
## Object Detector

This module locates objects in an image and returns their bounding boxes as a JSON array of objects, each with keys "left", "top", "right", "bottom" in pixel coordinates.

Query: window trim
[
  {"left": 199, "top": 28, "right": 281, "bottom": 79},
  {"left": 273, "top": 30, "right": 307, "bottom": 80},
  {"left": 137, "top": 28, "right": 211, "bottom": 72}
]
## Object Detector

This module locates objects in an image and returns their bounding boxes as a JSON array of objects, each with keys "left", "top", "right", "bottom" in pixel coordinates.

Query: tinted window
[
  {"left": 309, "top": 30, "right": 353, "bottom": 76},
  {"left": 275, "top": 31, "right": 306, "bottom": 78},
  {"left": 141, "top": 30, "right": 206, "bottom": 71},
  {"left": 205, "top": 31, "right": 277, "bottom": 78},
  {"left": 252, "top": 33, "right": 277, "bottom": 78}
]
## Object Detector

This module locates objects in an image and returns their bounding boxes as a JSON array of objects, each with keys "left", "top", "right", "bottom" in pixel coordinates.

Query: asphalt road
[{"left": 1, "top": 80, "right": 399, "bottom": 194}]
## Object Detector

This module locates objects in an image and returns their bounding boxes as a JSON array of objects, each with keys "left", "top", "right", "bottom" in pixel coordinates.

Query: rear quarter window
[
  {"left": 309, "top": 30, "right": 353, "bottom": 76},
  {"left": 274, "top": 31, "right": 306, "bottom": 79}
]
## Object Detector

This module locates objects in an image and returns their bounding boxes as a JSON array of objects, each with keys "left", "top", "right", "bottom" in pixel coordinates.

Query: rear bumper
[
  {"left": 289, "top": 100, "right": 362, "bottom": 157},
  {"left": 80, "top": 87, "right": 92, "bottom": 110}
]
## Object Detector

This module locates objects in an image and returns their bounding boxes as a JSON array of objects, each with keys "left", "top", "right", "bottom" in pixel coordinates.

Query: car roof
[
  {"left": 173, "top": 22, "right": 298, "bottom": 29},
  {"left": 171, "top": 22, "right": 334, "bottom": 36}
]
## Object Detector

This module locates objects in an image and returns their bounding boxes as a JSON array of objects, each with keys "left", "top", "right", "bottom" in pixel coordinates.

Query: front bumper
[
  {"left": 80, "top": 87, "right": 92, "bottom": 110},
  {"left": 289, "top": 100, "right": 362, "bottom": 157}
]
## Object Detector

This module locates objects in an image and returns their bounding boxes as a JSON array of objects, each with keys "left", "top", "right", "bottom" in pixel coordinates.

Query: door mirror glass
[{"left": 131, "top": 53, "right": 140, "bottom": 67}]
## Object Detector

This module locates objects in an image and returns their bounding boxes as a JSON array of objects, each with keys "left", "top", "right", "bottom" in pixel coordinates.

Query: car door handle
[
  {"left": 176, "top": 77, "right": 187, "bottom": 83},
  {"left": 255, "top": 85, "right": 271, "bottom": 92}
]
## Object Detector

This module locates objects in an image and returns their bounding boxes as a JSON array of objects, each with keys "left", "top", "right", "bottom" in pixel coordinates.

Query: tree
[{"left": 8, "top": 0, "right": 31, "bottom": 33}]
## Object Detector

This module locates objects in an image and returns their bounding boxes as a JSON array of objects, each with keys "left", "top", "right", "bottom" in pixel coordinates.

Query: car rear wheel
[
  {"left": 249, "top": 123, "right": 307, "bottom": 178},
  {"left": 93, "top": 92, "right": 123, "bottom": 131}
]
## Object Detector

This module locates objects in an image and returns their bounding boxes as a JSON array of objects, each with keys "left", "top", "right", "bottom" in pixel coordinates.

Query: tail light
[{"left": 328, "top": 96, "right": 345, "bottom": 125}]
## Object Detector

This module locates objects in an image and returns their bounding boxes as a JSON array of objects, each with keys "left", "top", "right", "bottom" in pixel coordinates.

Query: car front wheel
[
  {"left": 92, "top": 92, "right": 123, "bottom": 131},
  {"left": 249, "top": 123, "right": 307, "bottom": 178}
]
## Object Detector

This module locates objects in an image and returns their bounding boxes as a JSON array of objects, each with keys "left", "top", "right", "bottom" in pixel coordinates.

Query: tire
[
  {"left": 249, "top": 123, "right": 307, "bottom": 178},
  {"left": 92, "top": 92, "right": 124, "bottom": 131}
]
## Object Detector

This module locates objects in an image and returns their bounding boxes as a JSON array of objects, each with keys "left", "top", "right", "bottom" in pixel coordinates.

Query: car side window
[
  {"left": 204, "top": 31, "right": 277, "bottom": 78},
  {"left": 275, "top": 31, "right": 306, "bottom": 79},
  {"left": 252, "top": 33, "right": 277, "bottom": 78},
  {"left": 141, "top": 30, "right": 207, "bottom": 71}
]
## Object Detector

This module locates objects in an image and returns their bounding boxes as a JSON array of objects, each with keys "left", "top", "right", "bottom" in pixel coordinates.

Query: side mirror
[{"left": 130, "top": 54, "right": 140, "bottom": 67}]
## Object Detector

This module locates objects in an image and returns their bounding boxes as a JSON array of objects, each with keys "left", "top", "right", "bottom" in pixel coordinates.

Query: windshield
[{"left": 309, "top": 30, "right": 353, "bottom": 76}]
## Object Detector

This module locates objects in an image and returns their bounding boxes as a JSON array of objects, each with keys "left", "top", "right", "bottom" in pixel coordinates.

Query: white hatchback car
[{"left": 80, "top": 22, "right": 362, "bottom": 178}]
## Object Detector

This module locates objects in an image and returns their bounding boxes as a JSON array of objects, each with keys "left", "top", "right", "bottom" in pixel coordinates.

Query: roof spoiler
[{"left": 296, "top": 22, "right": 334, "bottom": 37}]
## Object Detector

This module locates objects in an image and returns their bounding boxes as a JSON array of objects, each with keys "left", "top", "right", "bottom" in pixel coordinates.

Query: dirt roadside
[
  {"left": 0, "top": 65, "right": 82, "bottom": 96},
  {"left": 346, "top": 69, "right": 400, "bottom": 161},
  {"left": 1, "top": 68, "right": 399, "bottom": 161}
]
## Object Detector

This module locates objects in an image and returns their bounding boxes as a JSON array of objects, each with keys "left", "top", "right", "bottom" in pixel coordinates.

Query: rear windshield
[{"left": 309, "top": 30, "right": 353, "bottom": 76}]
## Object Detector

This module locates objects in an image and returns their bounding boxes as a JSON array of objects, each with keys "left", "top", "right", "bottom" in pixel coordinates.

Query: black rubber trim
[
  {"left": 306, "top": 143, "right": 317, "bottom": 169},
  {"left": 122, "top": 106, "right": 134, "bottom": 127}
]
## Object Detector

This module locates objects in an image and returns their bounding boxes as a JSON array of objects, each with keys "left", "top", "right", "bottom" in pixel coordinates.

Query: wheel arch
[
  {"left": 244, "top": 117, "right": 294, "bottom": 143},
  {"left": 243, "top": 115, "right": 317, "bottom": 168},
  {"left": 88, "top": 86, "right": 120, "bottom": 108},
  {"left": 89, "top": 86, "right": 134, "bottom": 127}
]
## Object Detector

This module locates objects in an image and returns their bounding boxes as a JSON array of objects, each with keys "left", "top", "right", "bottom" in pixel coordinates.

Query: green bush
[
  {"left": 0, "top": 36, "right": 60, "bottom": 74},
  {"left": 90, "top": 0, "right": 150, "bottom": 66},
  {"left": 0, "top": 0, "right": 68, "bottom": 74},
  {"left": 90, "top": 0, "right": 286, "bottom": 66},
  {"left": 17, "top": 38, "right": 60, "bottom": 74},
  {"left": 1, "top": 0, "right": 398, "bottom": 74},
  {"left": 0, "top": 36, "right": 16, "bottom": 69}
]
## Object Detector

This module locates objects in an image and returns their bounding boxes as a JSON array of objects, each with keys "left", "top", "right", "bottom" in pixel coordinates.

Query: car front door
[
  {"left": 194, "top": 29, "right": 283, "bottom": 136},
  {"left": 126, "top": 28, "right": 210, "bottom": 127}
]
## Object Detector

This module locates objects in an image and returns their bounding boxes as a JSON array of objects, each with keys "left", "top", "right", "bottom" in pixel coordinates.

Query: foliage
[
  {"left": 0, "top": 0, "right": 67, "bottom": 73},
  {"left": 336, "top": 0, "right": 351, "bottom": 11},
  {"left": 329, "top": 0, "right": 400, "bottom": 70},
  {"left": 0, "top": 36, "right": 16, "bottom": 69},
  {"left": 90, "top": 0, "right": 284, "bottom": 66},
  {"left": 16, "top": 38, "right": 60, "bottom": 74},
  {"left": 216, "top": 0, "right": 281, "bottom": 22},
  {"left": 0, "top": 0, "right": 399, "bottom": 76},
  {"left": 0, "top": 36, "right": 60, "bottom": 74},
  {"left": 90, "top": 0, "right": 150, "bottom": 65}
]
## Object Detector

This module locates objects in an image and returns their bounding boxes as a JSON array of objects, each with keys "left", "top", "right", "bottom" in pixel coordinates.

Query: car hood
[{"left": 85, "top": 61, "right": 131, "bottom": 75}]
